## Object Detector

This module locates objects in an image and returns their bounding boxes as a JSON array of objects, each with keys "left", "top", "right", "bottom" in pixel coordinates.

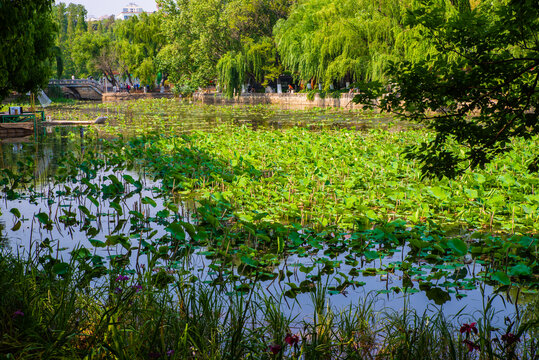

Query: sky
[{"left": 55, "top": 0, "right": 158, "bottom": 18}]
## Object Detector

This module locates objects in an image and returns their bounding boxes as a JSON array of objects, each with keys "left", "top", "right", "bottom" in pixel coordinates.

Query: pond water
[
  {"left": 47, "top": 100, "right": 408, "bottom": 135},
  {"left": 0, "top": 102, "right": 531, "bottom": 330}
]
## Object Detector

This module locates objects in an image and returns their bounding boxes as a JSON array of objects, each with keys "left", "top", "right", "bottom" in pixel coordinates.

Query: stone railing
[{"left": 49, "top": 79, "right": 104, "bottom": 94}]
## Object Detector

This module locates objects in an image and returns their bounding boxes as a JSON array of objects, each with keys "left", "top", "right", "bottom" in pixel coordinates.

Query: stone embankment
[
  {"left": 102, "top": 91, "right": 368, "bottom": 110},
  {"left": 193, "top": 92, "right": 364, "bottom": 109},
  {"left": 102, "top": 92, "right": 174, "bottom": 102}
]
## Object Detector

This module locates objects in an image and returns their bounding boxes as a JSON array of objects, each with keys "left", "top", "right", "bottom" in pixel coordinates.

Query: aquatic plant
[{"left": 0, "top": 100, "right": 538, "bottom": 358}]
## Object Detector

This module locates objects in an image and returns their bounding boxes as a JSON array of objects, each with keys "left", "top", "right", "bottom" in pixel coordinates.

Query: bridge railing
[{"left": 49, "top": 79, "right": 104, "bottom": 92}]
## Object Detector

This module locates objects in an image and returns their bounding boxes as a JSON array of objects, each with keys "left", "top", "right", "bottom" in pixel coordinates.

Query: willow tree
[
  {"left": 115, "top": 12, "right": 165, "bottom": 87},
  {"left": 0, "top": 0, "right": 57, "bottom": 99},
  {"left": 217, "top": 37, "right": 282, "bottom": 97},
  {"left": 217, "top": 52, "right": 246, "bottom": 97},
  {"left": 216, "top": 0, "right": 293, "bottom": 96},
  {"left": 274, "top": 0, "right": 412, "bottom": 88}
]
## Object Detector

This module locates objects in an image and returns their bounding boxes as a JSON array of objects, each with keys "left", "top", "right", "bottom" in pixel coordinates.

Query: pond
[
  {"left": 45, "top": 99, "right": 404, "bottom": 134},
  {"left": 0, "top": 99, "right": 537, "bottom": 358}
]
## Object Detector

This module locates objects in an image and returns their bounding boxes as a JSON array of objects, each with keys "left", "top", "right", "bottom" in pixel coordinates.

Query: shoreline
[{"left": 192, "top": 92, "right": 365, "bottom": 109}]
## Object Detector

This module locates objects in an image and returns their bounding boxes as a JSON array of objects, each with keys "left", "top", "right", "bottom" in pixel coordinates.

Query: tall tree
[
  {"left": 65, "top": 3, "right": 87, "bottom": 39},
  {"left": 216, "top": 0, "right": 294, "bottom": 96},
  {"left": 70, "top": 31, "right": 120, "bottom": 86},
  {"left": 0, "top": 0, "right": 57, "bottom": 99},
  {"left": 355, "top": 0, "right": 539, "bottom": 178},
  {"left": 274, "top": 0, "right": 411, "bottom": 88},
  {"left": 53, "top": 2, "right": 88, "bottom": 78},
  {"left": 115, "top": 12, "right": 165, "bottom": 87},
  {"left": 157, "top": 0, "right": 230, "bottom": 89}
]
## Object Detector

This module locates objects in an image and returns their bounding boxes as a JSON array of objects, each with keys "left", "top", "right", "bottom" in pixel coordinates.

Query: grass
[{"left": 0, "top": 250, "right": 537, "bottom": 359}]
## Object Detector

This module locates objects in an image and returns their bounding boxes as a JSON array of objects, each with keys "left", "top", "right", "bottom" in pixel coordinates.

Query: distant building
[
  {"left": 87, "top": 14, "right": 115, "bottom": 22},
  {"left": 116, "top": 3, "right": 145, "bottom": 20},
  {"left": 99, "top": 15, "right": 115, "bottom": 21}
]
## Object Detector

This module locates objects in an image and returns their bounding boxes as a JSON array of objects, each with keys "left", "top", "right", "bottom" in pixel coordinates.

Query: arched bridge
[{"left": 48, "top": 79, "right": 104, "bottom": 100}]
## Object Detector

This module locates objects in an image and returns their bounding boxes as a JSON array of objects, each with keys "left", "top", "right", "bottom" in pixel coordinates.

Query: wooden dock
[
  {"left": 42, "top": 120, "right": 95, "bottom": 126},
  {"left": 43, "top": 116, "right": 106, "bottom": 126},
  {"left": 0, "top": 111, "right": 105, "bottom": 139},
  {"left": 0, "top": 111, "right": 44, "bottom": 138},
  {"left": 0, "top": 122, "right": 34, "bottom": 138}
]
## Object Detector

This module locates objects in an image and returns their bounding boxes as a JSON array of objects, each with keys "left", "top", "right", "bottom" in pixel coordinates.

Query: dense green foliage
[
  {"left": 53, "top": 2, "right": 88, "bottom": 78},
  {"left": 115, "top": 13, "right": 165, "bottom": 87},
  {"left": 215, "top": 0, "right": 292, "bottom": 96},
  {"left": 355, "top": 0, "right": 539, "bottom": 178},
  {"left": 274, "top": 0, "right": 409, "bottom": 87},
  {"left": 156, "top": 0, "right": 230, "bottom": 89},
  {"left": 158, "top": 0, "right": 291, "bottom": 94},
  {"left": 156, "top": 0, "right": 430, "bottom": 94},
  {"left": 46, "top": 0, "right": 424, "bottom": 94},
  {"left": 53, "top": 2, "right": 164, "bottom": 88},
  {"left": 0, "top": 0, "right": 56, "bottom": 100}
]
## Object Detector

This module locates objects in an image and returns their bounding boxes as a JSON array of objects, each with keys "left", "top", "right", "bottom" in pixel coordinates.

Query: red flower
[
  {"left": 284, "top": 333, "right": 299, "bottom": 346},
  {"left": 268, "top": 344, "right": 282, "bottom": 355},
  {"left": 460, "top": 322, "right": 478, "bottom": 335},
  {"left": 463, "top": 339, "right": 480, "bottom": 352}
]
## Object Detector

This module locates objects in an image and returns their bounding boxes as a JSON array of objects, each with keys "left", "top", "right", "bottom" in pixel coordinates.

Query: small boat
[{"left": 0, "top": 108, "right": 45, "bottom": 138}]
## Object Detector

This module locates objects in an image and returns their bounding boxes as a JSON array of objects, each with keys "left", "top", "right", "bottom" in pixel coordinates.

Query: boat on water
[{"left": 0, "top": 107, "right": 45, "bottom": 138}]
